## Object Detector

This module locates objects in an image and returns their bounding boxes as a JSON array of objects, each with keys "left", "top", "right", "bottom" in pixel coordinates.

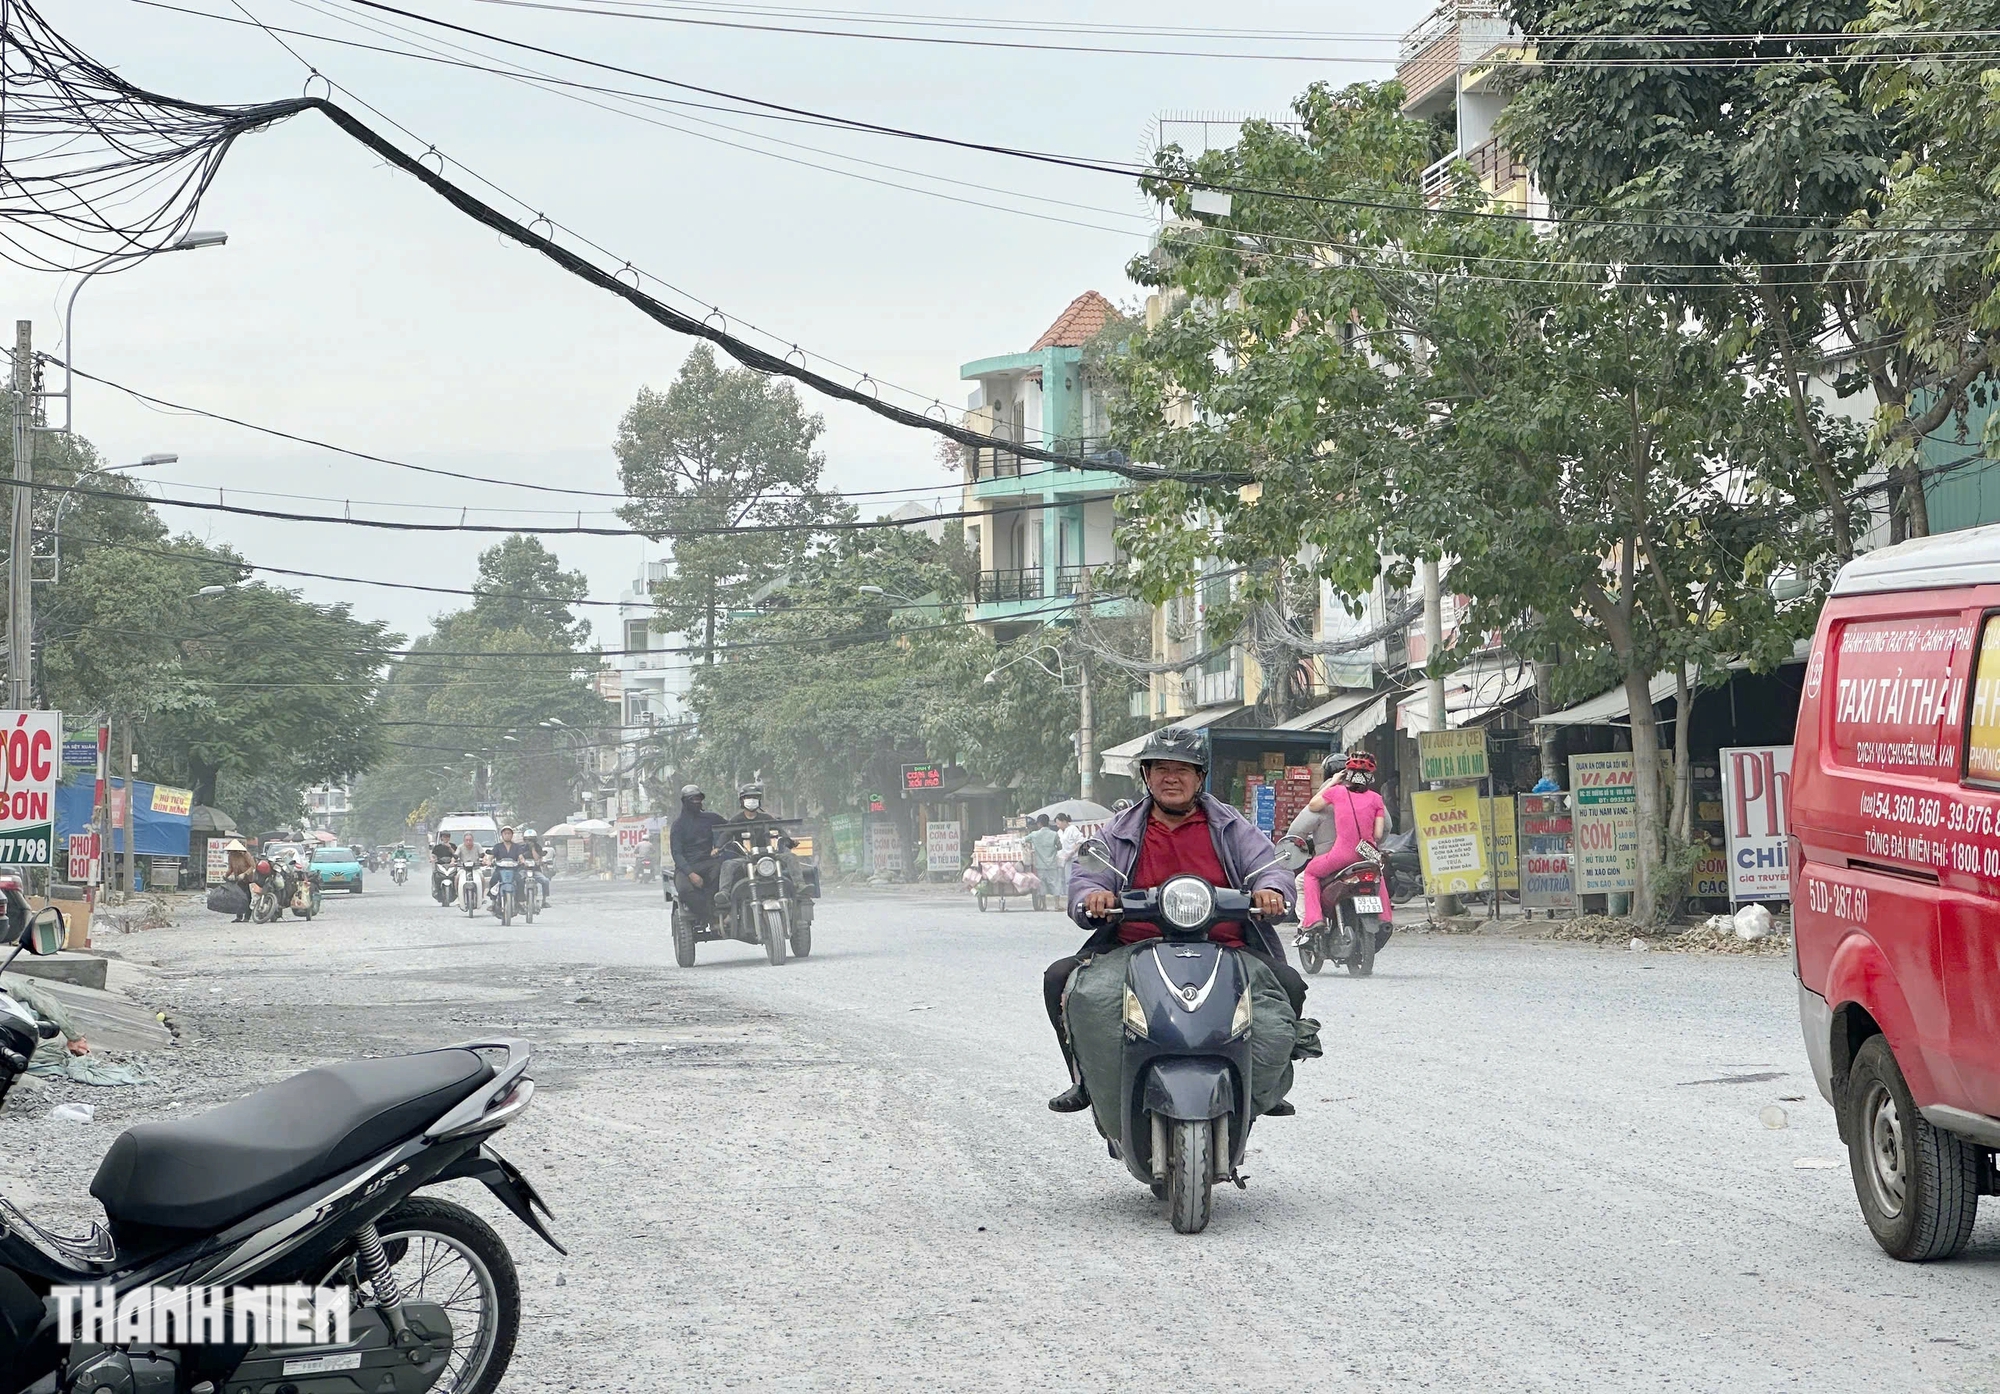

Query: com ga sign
[{"left": 0, "top": 711, "right": 60, "bottom": 866}]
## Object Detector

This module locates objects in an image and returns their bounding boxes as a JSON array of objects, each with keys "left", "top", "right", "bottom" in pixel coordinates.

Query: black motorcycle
[
  {"left": 1284, "top": 834, "right": 1392, "bottom": 977},
  {"left": 1379, "top": 828, "right": 1424, "bottom": 904},
  {"left": 668, "top": 817, "right": 819, "bottom": 968},
  {"left": 0, "top": 909, "right": 561, "bottom": 1394},
  {"left": 430, "top": 859, "right": 457, "bottom": 908},
  {"left": 1068, "top": 838, "right": 1297, "bottom": 1234}
]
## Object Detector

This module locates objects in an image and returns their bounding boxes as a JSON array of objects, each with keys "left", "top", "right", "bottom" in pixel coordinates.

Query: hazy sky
[{"left": 9, "top": 0, "right": 1426, "bottom": 642}]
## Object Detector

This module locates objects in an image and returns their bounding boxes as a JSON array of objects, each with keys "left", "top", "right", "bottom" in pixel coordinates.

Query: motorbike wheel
[
  {"left": 763, "top": 906, "right": 789, "bottom": 966},
  {"left": 789, "top": 909, "right": 812, "bottom": 959},
  {"left": 672, "top": 905, "right": 697, "bottom": 967},
  {"left": 498, "top": 892, "right": 514, "bottom": 928},
  {"left": 976, "top": 891, "right": 988, "bottom": 912},
  {"left": 319, "top": 1196, "right": 519, "bottom": 1394},
  {"left": 1298, "top": 934, "right": 1326, "bottom": 975},
  {"left": 1164, "top": 1116, "right": 1215, "bottom": 1234},
  {"left": 253, "top": 891, "right": 278, "bottom": 924},
  {"left": 1349, "top": 915, "right": 1379, "bottom": 977}
]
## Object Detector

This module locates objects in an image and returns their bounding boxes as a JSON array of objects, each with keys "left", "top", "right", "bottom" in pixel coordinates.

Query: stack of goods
[{"left": 1271, "top": 765, "right": 1318, "bottom": 834}]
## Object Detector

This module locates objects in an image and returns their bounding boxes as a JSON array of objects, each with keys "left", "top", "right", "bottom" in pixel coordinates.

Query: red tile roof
[{"left": 1030, "top": 291, "right": 1118, "bottom": 350}]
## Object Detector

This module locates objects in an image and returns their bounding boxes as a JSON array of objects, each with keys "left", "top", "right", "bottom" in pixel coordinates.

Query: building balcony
[
  {"left": 975, "top": 567, "right": 1042, "bottom": 604},
  {"left": 1397, "top": 4, "right": 1509, "bottom": 117},
  {"left": 1420, "top": 136, "right": 1529, "bottom": 208}
]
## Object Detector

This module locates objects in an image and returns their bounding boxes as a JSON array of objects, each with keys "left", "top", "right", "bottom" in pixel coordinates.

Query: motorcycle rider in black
[
  {"left": 670, "top": 785, "right": 728, "bottom": 923},
  {"left": 714, "top": 783, "right": 795, "bottom": 907}
]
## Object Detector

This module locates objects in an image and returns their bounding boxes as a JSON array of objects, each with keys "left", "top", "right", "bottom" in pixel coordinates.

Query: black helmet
[
  {"left": 738, "top": 782, "right": 764, "bottom": 801},
  {"left": 1136, "top": 726, "right": 1210, "bottom": 777},
  {"left": 680, "top": 784, "right": 704, "bottom": 801}
]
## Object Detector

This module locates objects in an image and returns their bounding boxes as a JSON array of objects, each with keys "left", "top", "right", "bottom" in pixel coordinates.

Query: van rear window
[{"left": 1827, "top": 615, "right": 1974, "bottom": 776}]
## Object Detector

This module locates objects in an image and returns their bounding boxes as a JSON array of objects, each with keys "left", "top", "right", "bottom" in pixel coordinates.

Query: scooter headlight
[
  {"left": 1122, "top": 984, "right": 1149, "bottom": 1038},
  {"left": 1158, "top": 875, "right": 1215, "bottom": 931},
  {"left": 1230, "top": 983, "right": 1254, "bottom": 1039},
  {"left": 756, "top": 856, "right": 779, "bottom": 877}
]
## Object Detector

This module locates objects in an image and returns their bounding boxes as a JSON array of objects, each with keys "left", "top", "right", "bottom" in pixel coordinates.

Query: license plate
[
  {"left": 1352, "top": 895, "right": 1382, "bottom": 914},
  {"left": 762, "top": 899, "right": 784, "bottom": 910}
]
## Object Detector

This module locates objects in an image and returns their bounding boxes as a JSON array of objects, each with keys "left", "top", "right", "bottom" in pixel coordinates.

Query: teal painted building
[
  {"left": 959, "top": 292, "right": 1131, "bottom": 639},
  {"left": 1921, "top": 395, "right": 2000, "bottom": 534}
]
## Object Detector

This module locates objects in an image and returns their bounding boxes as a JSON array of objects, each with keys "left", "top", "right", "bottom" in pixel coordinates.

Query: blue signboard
[
  {"left": 61, "top": 739, "right": 97, "bottom": 769},
  {"left": 1252, "top": 784, "right": 1276, "bottom": 832}
]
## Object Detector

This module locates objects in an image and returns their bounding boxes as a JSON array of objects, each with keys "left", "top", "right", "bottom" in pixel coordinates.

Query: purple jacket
[{"left": 1066, "top": 793, "right": 1296, "bottom": 958}]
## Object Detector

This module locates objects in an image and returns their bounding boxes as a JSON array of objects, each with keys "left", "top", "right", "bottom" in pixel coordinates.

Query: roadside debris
[
  {"left": 1760, "top": 1105, "right": 1788, "bottom": 1129},
  {"left": 1794, "top": 1157, "right": 1839, "bottom": 1170},
  {"left": 48, "top": 1101, "right": 94, "bottom": 1123}
]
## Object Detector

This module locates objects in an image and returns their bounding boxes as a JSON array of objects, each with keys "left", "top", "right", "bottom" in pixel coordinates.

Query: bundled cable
[{"left": 0, "top": 0, "right": 1243, "bottom": 484}]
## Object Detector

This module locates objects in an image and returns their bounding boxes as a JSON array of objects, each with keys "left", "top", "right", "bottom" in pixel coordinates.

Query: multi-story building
[
  {"left": 305, "top": 782, "right": 351, "bottom": 839},
  {"left": 614, "top": 559, "right": 696, "bottom": 730},
  {"left": 1398, "top": 2, "right": 1541, "bottom": 213},
  {"left": 958, "top": 291, "right": 1131, "bottom": 641}
]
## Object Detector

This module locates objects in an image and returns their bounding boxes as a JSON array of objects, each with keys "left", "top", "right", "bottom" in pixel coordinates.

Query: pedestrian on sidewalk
[
  {"left": 1055, "top": 813, "right": 1083, "bottom": 903},
  {"left": 1024, "top": 816, "right": 1062, "bottom": 910}
]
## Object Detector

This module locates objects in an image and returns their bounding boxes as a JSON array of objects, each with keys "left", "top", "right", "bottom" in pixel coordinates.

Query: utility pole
[
  {"left": 9, "top": 322, "right": 34, "bottom": 710},
  {"left": 1422, "top": 557, "right": 1458, "bottom": 917},
  {"left": 119, "top": 719, "right": 134, "bottom": 897},
  {"left": 1077, "top": 568, "right": 1095, "bottom": 802}
]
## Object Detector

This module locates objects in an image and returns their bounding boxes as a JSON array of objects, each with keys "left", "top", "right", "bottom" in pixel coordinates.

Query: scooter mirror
[
  {"left": 24, "top": 906, "right": 64, "bottom": 956},
  {"left": 1274, "top": 835, "right": 1312, "bottom": 873},
  {"left": 1075, "top": 838, "right": 1119, "bottom": 878}
]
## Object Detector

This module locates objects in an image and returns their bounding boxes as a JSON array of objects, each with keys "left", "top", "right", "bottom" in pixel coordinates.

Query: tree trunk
[
  {"left": 1533, "top": 656, "right": 1560, "bottom": 785},
  {"left": 1669, "top": 667, "right": 1692, "bottom": 845},
  {"left": 703, "top": 576, "right": 717, "bottom": 665},
  {"left": 189, "top": 758, "right": 219, "bottom": 811},
  {"left": 1622, "top": 663, "right": 1665, "bottom": 925},
  {"left": 1756, "top": 281, "right": 1853, "bottom": 562}
]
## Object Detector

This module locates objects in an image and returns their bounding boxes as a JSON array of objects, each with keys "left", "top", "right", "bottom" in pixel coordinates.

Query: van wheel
[{"left": 1847, "top": 1035, "right": 1981, "bottom": 1261}]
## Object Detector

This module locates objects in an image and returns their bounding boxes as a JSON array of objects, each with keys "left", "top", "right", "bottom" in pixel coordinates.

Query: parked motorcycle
[
  {"left": 1284, "top": 833, "right": 1392, "bottom": 977},
  {"left": 1379, "top": 829, "right": 1423, "bottom": 904},
  {"left": 250, "top": 859, "right": 287, "bottom": 924},
  {"left": 1068, "top": 837, "right": 1297, "bottom": 1234},
  {"left": 669, "top": 817, "right": 819, "bottom": 968},
  {"left": 0, "top": 909, "right": 562, "bottom": 1394},
  {"left": 289, "top": 866, "right": 325, "bottom": 921}
]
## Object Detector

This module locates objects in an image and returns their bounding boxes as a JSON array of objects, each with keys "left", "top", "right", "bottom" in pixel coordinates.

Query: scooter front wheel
[{"left": 1165, "top": 1116, "right": 1215, "bottom": 1234}]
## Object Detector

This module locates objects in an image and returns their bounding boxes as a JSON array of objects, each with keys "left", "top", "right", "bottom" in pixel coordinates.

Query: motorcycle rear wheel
[
  {"left": 789, "top": 909, "right": 812, "bottom": 959},
  {"left": 1349, "top": 915, "right": 1379, "bottom": 977},
  {"left": 1165, "top": 1116, "right": 1215, "bottom": 1234},
  {"left": 1298, "top": 934, "right": 1326, "bottom": 975},
  {"left": 672, "top": 906, "right": 697, "bottom": 967},
  {"left": 318, "top": 1196, "right": 518, "bottom": 1394}
]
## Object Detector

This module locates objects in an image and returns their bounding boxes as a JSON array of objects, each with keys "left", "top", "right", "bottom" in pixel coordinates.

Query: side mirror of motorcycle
[
  {"left": 23, "top": 906, "right": 64, "bottom": 956},
  {"left": 1274, "top": 835, "right": 1312, "bottom": 873},
  {"left": 1075, "top": 838, "right": 1125, "bottom": 884}
]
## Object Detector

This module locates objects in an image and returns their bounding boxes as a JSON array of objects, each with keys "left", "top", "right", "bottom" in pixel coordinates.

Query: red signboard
[{"left": 901, "top": 763, "right": 944, "bottom": 791}]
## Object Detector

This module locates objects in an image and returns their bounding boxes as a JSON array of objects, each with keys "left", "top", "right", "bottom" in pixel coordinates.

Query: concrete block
[{"left": 2, "top": 952, "right": 107, "bottom": 991}]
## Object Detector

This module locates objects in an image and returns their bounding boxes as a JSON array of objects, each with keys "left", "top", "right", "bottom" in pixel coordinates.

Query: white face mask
[{"left": 743, "top": 799, "right": 761, "bottom": 812}]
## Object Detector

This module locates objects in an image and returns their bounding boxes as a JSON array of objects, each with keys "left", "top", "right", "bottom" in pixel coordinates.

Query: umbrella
[
  {"left": 543, "top": 822, "right": 578, "bottom": 838},
  {"left": 311, "top": 829, "right": 338, "bottom": 844},
  {"left": 1027, "top": 798, "right": 1113, "bottom": 824},
  {"left": 570, "top": 818, "right": 615, "bottom": 836}
]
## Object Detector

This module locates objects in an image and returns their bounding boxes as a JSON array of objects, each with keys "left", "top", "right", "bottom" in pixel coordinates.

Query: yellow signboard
[
  {"left": 1970, "top": 617, "right": 2000, "bottom": 780},
  {"left": 1419, "top": 729, "right": 1489, "bottom": 783},
  {"left": 1480, "top": 795, "right": 1518, "bottom": 892},
  {"left": 1413, "top": 788, "right": 1490, "bottom": 895},
  {"left": 149, "top": 784, "right": 193, "bottom": 817}
]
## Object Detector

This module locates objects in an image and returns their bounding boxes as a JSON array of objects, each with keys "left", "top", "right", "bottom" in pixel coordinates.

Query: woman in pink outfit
[{"left": 1295, "top": 750, "right": 1391, "bottom": 930}]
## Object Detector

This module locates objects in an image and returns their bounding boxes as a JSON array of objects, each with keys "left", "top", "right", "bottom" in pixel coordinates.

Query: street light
[
  {"left": 54, "top": 232, "right": 228, "bottom": 434},
  {"left": 190, "top": 585, "right": 230, "bottom": 598},
  {"left": 45, "top": 453, "right": 180, "bottom": 585}
]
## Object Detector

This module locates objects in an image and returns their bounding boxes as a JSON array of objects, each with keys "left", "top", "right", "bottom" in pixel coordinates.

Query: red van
[{"left": 1793, "top": 527, "right": 2000, "bottom": 1259}]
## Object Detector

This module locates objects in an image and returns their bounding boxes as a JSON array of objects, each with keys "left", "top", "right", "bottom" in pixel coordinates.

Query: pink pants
[{"left": 1300, "top": 846, "right": 1392, "bottom": 927}]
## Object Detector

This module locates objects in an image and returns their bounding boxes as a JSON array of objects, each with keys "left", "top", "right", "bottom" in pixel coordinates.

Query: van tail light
[{"left": 0, "top": 875, "right": 23, "bottom": 893}]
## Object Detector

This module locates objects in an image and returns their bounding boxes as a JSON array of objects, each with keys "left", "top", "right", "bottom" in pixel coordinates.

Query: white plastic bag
[
  {"left": 48, "top": 1101, "right": 94, "bottom": 1123},
  {"left": 1733, "top": 904, "right": 1775, "bottom": 941}
]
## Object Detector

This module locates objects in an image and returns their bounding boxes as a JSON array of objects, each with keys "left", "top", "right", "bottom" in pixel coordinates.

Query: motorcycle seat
[{"left": 90, "top": 1049, "right": 495, "bottom": 1234}]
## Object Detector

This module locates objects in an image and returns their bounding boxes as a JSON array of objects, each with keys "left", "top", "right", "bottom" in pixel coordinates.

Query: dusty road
[{"left": 10, "top": 876, "right": 1997, "bottom": 1391}]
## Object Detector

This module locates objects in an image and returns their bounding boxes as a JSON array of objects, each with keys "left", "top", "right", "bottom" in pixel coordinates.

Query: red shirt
[{"left": 1119, "top": 805, "right": 1246, "bottom": 947}]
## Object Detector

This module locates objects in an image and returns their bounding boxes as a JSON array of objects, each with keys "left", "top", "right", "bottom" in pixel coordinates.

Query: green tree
[
  {"left": 1106, "top": 81, "right": 1843, "bottom": 920},
  {"left": 615, "top": 345, "right": 849, "bottom": 660}
]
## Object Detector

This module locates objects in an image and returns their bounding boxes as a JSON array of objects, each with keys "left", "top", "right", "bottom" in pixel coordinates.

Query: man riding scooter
[
  {"left": 1044, "top": 726, "right": 1304, "bottom": 1114},
  {"left": 670, "top": 785, "right": 727, "bottom": 924}
]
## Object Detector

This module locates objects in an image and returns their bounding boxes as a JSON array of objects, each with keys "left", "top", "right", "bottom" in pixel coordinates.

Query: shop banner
[
  {"left": 1721, "top": 744, "right": 1794, "bottom": 902},
  {"left": 1518, "top": 794, "right": 1575, "bottom": 910},
  {"left": 1419, "top": 729, "right": 1489, "bottom": 783},
  {"left": 0, "top": 710, "right": 60, "bottom": 866},
  {"left": 68, "top": 831, "right": 100, "bottom": 885},
  {"left": 149, "top": 784, "right": 193, "bottom": 817},
  {"left": 827, "top": 813, "right": 863, "bottom": 874},
  {"left": 1480, "top": 795, "right": 1518, "bottom": 892},
  {"left": 205, "top": 840, "right": 229, "bottom": 885},
  {"left": 925, "top": 820, "right": 962, "bottom": 872},
  {"left": 1570, "top": 752, "right": 1638, "bottom": 894},
  {"left": 869, "top": 821, "right": 905, "bottom": 876},
  {"left": 1413, "top": 788, "right": 1490, "bottom": 895}
]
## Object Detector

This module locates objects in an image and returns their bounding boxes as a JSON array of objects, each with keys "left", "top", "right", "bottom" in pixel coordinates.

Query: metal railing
[
  {"left": 1466, "top": 135, "right": 1527, "bottom": 190},
  {"left": 1054, "top": 564, "right": 1105, "bottom": 597},
  {"left": 975, "top": 568, "right": 1043, "bottom": 604},
  {"left": 967, "top": 446, "right": 1026, "bottom": 481}
]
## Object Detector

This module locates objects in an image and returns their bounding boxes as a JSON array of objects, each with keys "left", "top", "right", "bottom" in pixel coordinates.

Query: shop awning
[
  {"left": 1100, "top": 705, "right": 1244, "bottom": 779},
  {"left": 1272, "top": 689, "right": 1378, "bottom": 731},
  {"left": 1398, "top": 661, "right": 1539, "bottom": 733},
  {"left": 1532, "top": 670, "right": 1683, "bottom": 728}
]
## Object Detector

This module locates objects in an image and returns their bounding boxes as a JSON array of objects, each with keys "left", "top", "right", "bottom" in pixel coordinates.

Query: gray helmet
[
  {"left": 680, "top": 784, "right": 704, "bottom": 801},
  {"left": 1321, "top": 751, "right": 1350, "bottom": 779},
  {"left": 1137, "top": 726, "right": 1210, "bottom": 777}
]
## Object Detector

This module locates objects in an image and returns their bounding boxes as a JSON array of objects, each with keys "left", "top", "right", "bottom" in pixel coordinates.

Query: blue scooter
[{"left": 1069, "top": 838, "right": 1303, "bottom": 1233}]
